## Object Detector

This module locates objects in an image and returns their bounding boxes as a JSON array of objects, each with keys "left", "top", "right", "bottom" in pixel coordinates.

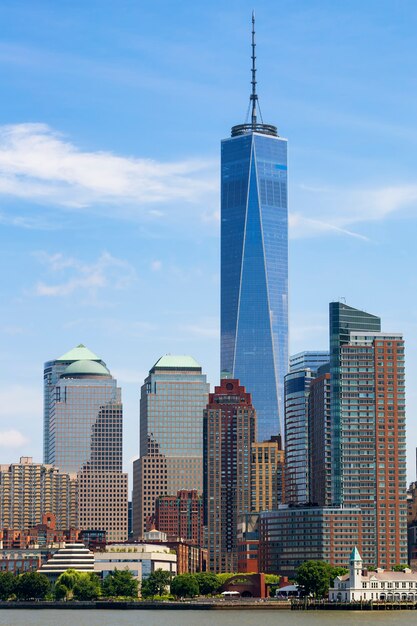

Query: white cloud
[
  {"left": 180, "top": 317, "right": 219, "bottom": 339},
  {"left": 151, "top": 260, "right": 162, "bottom": 271},
  {"left": 0, "top": 123, "right": 217, "bottom": 217},
  {"left": 0, "top": 429, "right": 29, "bottom": 449},
  {"left": 34, "top": 251, "right": 136, "bottom": 297},
  {"left": 291, "top": 183, "right": 417, "bottom": 240}
]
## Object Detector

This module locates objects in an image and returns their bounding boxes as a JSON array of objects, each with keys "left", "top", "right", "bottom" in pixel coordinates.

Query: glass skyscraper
[
  {"left": 220, "top": 18, "right": 288, "bottom": 442},
  {"left": 132, "top": 355, "right": 209, "bottom": 538},
  {"left": 44, "top": 345, "right": 128, "bottom": 541}
]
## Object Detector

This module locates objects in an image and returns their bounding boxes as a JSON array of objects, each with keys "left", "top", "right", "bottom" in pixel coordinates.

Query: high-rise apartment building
[
  {"left": 132, "top": 356, "right": 209, "bottom": 539},
  {"left": 329, "top": 302, "right": 407, "bottom": 568},
  {"left": 284, "top": 351, "right": 329, "bottom": 504},
  {"left": 308, "top": 363, "right": 332, "bottom": 506},
  {"left": 155, "top": 490, "right": 203, "bottom": 547},
  {"left": 0, "top": 457, "right": 77, "bottom": 530},
  {"left": 251, "top": 436, "right": 285, "bottom": 512},
  {"left": 44, "top": 346, "right": 128, "bottom": 542},
  {"left": 220, "top": 17, "right": 288, "bottom": 442},
  {"left": 203, "top": 379, "right": 256, "bottom": 573}
]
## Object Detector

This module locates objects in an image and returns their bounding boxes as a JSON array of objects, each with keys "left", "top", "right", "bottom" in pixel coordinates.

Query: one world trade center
[{"left": 221, "top": 15, "right": 288, "bottom": 442}]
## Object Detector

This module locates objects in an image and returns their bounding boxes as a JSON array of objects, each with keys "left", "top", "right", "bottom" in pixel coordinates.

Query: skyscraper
[
  {"left": 220, "top": 16, "right": 288, "bottom": 442},
  {"left": 44, "top": 344, "right": 106, "bottom": 465},
  {"left": 329, "top": 302, "right": 407, "bottom": 568},
  {"left": 203, "top": 379, "right": 256, "bottom": 573},
  {"left": 44, "top": 346, "right": 128, "bottom": 541},
  {"left": 132, "top": 355, "right": 209, "bottom": 539},
  {"left": 284, "top": 351, "right": 329, "bottom": 504}
]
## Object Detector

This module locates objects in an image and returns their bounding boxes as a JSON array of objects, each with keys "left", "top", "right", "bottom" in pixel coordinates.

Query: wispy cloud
[
  {"left": 0, "top": 123, "right": 217, "bottom": 218},
  {"left": 34, "top": 251, "right": 136, "bottom": 297},
  {"left": 180, "top": 317, "right": 219, "bottom": 339},
  {"left": 0, "top": 385, "right": 42, "bottom": 418},
  {"left": 0, "top": 429, "right": 29, "bottom": 449},
  {"left": 291, "top": 183, "right": 417, "bottom": 240}
]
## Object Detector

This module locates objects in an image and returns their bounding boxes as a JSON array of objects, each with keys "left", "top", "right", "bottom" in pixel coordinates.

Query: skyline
[{"left": 0, "top": 1, "right": 417, "bottom": 482}]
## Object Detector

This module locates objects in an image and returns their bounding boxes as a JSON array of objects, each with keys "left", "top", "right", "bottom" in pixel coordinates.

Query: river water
[{"left": 0, "top": 610, "right": 417, "bottom": 626}]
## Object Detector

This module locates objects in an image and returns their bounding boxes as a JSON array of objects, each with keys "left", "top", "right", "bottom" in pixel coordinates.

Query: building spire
[
  {"left": 250, "top": 11, "right": 258, "bottom": 127},
  {"left": 230, "top": 12, "right": 278, "bottom": 137}
]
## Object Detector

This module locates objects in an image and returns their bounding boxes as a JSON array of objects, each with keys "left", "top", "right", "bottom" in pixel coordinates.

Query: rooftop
[
  {"left": 62, "top": 360, "right": 110, "bottom": 377},
  {"left": 152, "top": 355, "right": 201, "bottom": 371},
  {"left": 56, "top": 344, "right": 101, "bottom": 362}
]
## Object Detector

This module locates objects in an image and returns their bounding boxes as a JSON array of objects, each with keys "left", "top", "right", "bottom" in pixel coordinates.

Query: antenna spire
[{"left": 251, "top": 11, "right": 258, "bottom": 127}]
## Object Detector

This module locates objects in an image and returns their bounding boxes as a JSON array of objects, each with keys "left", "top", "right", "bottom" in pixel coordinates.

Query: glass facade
[
  {"left": 285, "top": 352, "right": 329, "bottom": 505},
  {"left": 133, "top": 355, "right": 209, "bottom": 538},
  {"left": 221, "top": 130, "right": 288, "bottom": 442},
  {"left": 44, "top": 346, "right": 128, "bottom": 541},
  {"left": 329, "top": 303, "right": 381, "bottom": 505}
]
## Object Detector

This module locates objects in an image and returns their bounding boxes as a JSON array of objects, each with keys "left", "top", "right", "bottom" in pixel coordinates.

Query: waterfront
[{"left": 1, "top": 611, "right": 417, "bottom": 626}]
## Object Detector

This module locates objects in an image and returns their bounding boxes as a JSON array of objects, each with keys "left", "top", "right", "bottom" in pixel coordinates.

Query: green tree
[
  {"left": 102, "top": 569, "right": 138, "bottom": 598},
  {"left": 15, "top": 572, "right": 50, "bottom": 600},
  {"left": 295, "top": 561, "right": 332, "bottom": 599},
  {"left": 141, "top": 569, "right": 172, "bottom": 598},
  {"left": 72, "top": 573, "right": 101, "bottom": 600},
  {"left": 194, "top": 572, "right": 221, "bottom": 596},
  {"left": 393, "top": 564, "right": 409, "bottom": 572},
  {"left": 0, "top": 571, "right": 16, "bottom": 600},
  {"left": 171, "top": 574, "right": 199, "bottom": 598},
  {"left": 54, "top": 569, "right": 82, "bottom": 600}
]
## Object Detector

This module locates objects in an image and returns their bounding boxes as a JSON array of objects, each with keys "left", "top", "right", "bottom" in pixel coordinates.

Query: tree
[
  {"left": 171, "top": 574, "right": 199, "bottom": 598},
  {"left": 54, "top": 569, "right": 82, "bottom": 600},
  {"left": 0, "top": 571, "right": 16, "bottom": 600},
  {"left": 102, "top": 569, "right": 138, "bottom": 598},
  {"left": 140, "top": 569, "right": 172, "bottom": 598},
  {"left": 15, "top": 572, "right": 50, "bottom": 600},
  {"left": 393, "top": 564, "right": 409, "bottom": 572},
  {"left": 295, "top": 561, "right": 333, "bottom": 599},
  {"left": 194, "top": 572, "right": 221, "bottom": 596},
  {"left": 72, "top": 573, "right": 101, "bottom": 600}
]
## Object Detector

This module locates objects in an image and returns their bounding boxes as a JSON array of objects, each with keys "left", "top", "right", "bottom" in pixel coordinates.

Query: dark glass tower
[
  {"left": 221, "top": 16, "right": 288, "bottom": 441},
  {"left": 329, "top": 302, "right": 381, "bottom": 505}
]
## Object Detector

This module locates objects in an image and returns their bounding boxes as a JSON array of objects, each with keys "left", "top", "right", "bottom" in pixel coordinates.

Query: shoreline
[{"left": 0, "top": 600, "right": 417, "bottom": 610}]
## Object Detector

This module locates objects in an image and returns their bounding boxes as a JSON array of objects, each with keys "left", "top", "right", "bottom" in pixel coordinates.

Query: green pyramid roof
[
  {"left": 152, "top": 355, "right": 201, "bottom": 370},
  {"left": 57, "top": 344, "right": 101, "bottom": 362},
  {"left": 350, "top": 546, "right": 362, "bottom": 561},
  {"left": 63, "top": 360, "right": 110, "bottom": 377}
]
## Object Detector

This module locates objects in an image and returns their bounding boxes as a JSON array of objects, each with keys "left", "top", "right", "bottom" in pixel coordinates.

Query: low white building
[
  {"left": 94, "top": 543, "right": 176, "bottom": 585},
  {"left": 330, "top": 547, "right": 417, "bottom": 602}
]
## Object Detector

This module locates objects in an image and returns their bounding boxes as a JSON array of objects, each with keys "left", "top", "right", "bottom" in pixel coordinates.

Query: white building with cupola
[{"left": 330, "top": 547, "right": 417, "bottom": 602}]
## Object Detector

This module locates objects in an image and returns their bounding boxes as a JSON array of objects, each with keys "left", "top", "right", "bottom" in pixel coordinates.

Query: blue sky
[{"left": 1, "top": 0, "right": 417, "bottom": 484}]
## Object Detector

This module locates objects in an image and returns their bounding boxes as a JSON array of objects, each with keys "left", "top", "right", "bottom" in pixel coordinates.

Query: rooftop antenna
[
  {"left": 231, "top": 12, "right": 278, "bottom": 137},
  {"left": 250, "top": 11, "right": 258, "bottom": 127}
]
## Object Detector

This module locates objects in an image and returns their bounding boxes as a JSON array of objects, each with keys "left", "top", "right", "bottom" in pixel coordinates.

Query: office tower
[
  {"left": 251, "top": 436, "right": 285, "bottom": 512},
  {"left": 308, "top": 363, "right": 332, "bottom": 506},
  {"left": 259, "top": 505, "right": 362, "bottom": 576},
  {"left": 284, "top": 351, "right": 329, "bottom": 504},
  {"left": 132, "top": 355, "right": 209, "bottom": 539},
  {"left": 44, "top": 346, "right": 128, "bottom": 542},
  {"left": 43, "top": 344, "right": 105, "bottom": 464},
  {"left": 203, "top": 379, "right": 256, "bottom": 573},
  {"left": 289, "top": 351, "right": 330, "bottom": 373},
  {"left": 220, "top": 16, "right": 288, "bottom": 442},
  {"left": 155, "top": 490, "right": 203, "bottom": 546},
  {"left": 329, "top": 302, "right": 407, "bottom": 568},
  {"left": 0, "top": 456, "right": 77, "bottom": 530}
]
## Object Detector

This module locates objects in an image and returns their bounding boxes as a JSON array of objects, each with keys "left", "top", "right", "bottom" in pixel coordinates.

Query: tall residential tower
[{"left": 220, "top": 15, "right": 288, "bottom": 441}]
